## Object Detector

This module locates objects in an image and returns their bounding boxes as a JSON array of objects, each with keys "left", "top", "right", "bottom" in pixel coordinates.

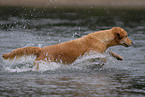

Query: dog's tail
[{"left": 2, "top": 47, "right": 41, "bottom": 64}]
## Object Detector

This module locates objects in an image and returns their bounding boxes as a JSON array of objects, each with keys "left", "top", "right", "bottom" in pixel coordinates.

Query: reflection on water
[{"left": 0, "top": 7, "right": 145, "bottom": 96}]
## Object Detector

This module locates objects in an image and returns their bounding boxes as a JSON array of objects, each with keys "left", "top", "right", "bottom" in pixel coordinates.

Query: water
[{"left": 0, "top": 7, "right": 145, "bottom": 96}]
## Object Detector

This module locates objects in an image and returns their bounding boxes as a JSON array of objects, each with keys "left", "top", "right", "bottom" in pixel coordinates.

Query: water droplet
[{"left": 38, "top": 44, "right": 43, "bottom": 48}]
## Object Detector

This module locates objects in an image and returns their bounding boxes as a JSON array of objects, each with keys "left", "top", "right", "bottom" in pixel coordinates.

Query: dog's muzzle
[
  {"left": 123, "top": 43, "right": 129, "bottom": 47},
  {"left": 123, "top": 41, "right": 133, "bottom": 47}
]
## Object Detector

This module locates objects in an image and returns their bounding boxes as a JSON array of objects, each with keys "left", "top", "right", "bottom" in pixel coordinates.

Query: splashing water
[{"left": 2, "top": 51, "right": 115, "bottom": 72}]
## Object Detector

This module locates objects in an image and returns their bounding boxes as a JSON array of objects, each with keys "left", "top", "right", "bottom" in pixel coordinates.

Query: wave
[{"left": 2, "top": 51, "right": 116, "bottom": 73}]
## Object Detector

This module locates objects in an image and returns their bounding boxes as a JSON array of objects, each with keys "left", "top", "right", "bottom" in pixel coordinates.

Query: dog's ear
[
  {"left": 112, "top": 27, "right": 124, "bottom": 40},
  {"left": 116, "top": 32, "right": 123, "bottom": 40}
]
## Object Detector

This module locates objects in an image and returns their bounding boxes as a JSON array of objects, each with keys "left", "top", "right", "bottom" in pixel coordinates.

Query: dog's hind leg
[
  {"left": 33, "top": 58, "right": 47, "bottom": 70},
  {"left": 33, "top": 60, "right": 40, "bottom": 70},
  {"left": 33, "top": 54, "right": 50, "bottom": 70}
]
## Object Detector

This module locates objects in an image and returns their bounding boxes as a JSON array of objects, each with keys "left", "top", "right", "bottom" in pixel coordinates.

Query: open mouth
[{"left": 123, "top": 43, "right": 129, "bottom": 47}]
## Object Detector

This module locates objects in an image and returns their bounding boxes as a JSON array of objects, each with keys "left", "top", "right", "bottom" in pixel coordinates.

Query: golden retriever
[{"left": 2, "top": 27, "right": 132, "bottom": 69}]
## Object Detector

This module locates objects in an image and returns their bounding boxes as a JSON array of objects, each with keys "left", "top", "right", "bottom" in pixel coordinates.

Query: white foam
[
  {"left": 71, "top": 51, "right": 108, "bottom": 69},
  {"left": 2, "top": 51, "right": 115, "bottom": 72},
  {"left": 32, "top": 61, "right": 62, "bottom": 71},
  {"left": 5, "top": 65, "right": 32, "bottom": 72}
]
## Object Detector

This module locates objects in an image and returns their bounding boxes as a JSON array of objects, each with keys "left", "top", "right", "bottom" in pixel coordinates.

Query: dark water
[{"left": 0, "top": 7, "right": 145, "bottom": 96}]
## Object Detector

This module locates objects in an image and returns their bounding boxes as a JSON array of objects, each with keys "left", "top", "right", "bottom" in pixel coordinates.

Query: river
[{"left": 0, "top": 7, "right": 145, "bottom": 96}]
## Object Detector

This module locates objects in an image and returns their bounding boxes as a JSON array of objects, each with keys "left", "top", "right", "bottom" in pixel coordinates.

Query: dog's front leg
[{"left": 109, "top": 51, "right": 124, "bottom": 60}]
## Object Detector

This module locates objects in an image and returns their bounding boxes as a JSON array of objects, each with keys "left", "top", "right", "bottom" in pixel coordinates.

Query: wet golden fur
[{"left": 2, "top": 27, "right": 132, "bottom": 69}]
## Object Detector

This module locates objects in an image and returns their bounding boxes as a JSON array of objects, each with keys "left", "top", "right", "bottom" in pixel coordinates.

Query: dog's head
[{"left": 112, "top": 27, "right": 132, "bottom": 47}]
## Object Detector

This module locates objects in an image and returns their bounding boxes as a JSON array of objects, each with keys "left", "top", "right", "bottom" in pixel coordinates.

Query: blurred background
[{"left": 0, "top": 0, "right": 145, "bottom": 9}]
